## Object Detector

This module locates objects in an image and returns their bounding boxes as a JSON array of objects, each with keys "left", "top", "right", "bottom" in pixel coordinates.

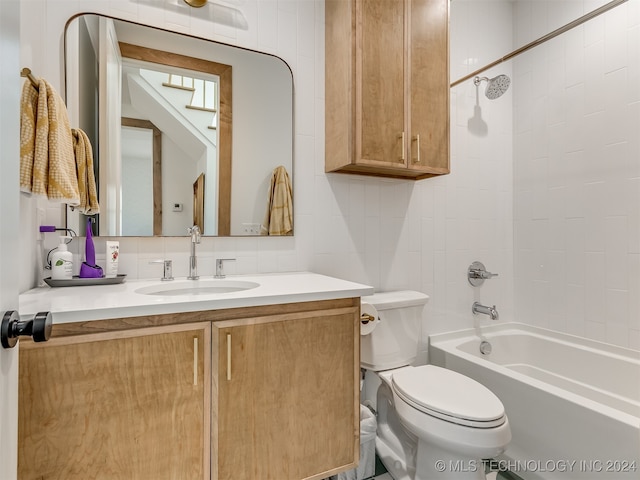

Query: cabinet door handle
[
  {"left": 193, "top": 337, "right": 198, "bottom": 386},
  {"left": 226, "top": 333, "right": 232, "bottom": 381},
  {"left": 398, "top": 132, "right": 405, "bottom": 161},
  {"left": 412, "top": 134, "right": 420, "bottom": 164}
]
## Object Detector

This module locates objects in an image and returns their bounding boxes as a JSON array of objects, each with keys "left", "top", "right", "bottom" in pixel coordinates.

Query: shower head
[{"left": 474, "top": 74, "right": 511, "bottom": 100}]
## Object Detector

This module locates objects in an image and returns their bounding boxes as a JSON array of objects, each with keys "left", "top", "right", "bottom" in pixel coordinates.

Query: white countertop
[{"left": 19, "top": 272, "right": 374, "bottom": 324}]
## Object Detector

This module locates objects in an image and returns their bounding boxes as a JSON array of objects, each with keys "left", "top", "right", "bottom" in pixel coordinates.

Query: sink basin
[{"left": 135, "top": 279, "right": 260, "bottom": 296}]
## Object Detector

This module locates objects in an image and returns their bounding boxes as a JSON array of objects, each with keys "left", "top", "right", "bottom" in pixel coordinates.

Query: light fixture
[{"left": 184, "top": 0, "right": 207, "bottom": 7}]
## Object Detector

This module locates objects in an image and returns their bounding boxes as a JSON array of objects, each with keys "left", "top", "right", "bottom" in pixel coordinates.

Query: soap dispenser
[{"left": 51, "top": 236, "right": 73, "bottom": 280}]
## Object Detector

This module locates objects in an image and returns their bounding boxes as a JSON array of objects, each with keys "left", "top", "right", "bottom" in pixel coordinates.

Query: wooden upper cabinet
[
  {"left": 359, "top": 0, "right": 405, "bottom": 167},
  {"left": 326, "top": 0, "right": 450, "bottom": 179},
  {"left": 409, "top": 0, "right": 449, "bottom": 173},
  {"left": 18, "top": 324, "right": 210, "bottom": 480}
]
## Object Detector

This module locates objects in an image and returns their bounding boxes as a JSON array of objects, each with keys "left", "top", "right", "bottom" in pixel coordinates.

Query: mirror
[{"left": 64, "top": 14, "right": 294, "bottom": 236}]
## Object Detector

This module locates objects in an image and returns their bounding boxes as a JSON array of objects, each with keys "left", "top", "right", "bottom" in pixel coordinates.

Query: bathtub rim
[
  {"left": 428, "top": 322, "right": 640, "bottom": 428},
  {"left": 429, "top": 322, "right": 640, "bottom": 361}
]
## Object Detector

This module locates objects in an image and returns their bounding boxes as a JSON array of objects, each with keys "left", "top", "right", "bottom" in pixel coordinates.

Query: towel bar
[{"left": 20, "top": 67, "right": 39, "bottom": 90}]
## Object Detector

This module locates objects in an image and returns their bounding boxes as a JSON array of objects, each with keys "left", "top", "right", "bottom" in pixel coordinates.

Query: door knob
[{"left": 1, "top": 310, "right": 53, "bottom": 348}]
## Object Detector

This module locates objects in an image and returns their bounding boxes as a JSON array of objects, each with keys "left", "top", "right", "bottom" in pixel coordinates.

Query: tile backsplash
[{"left": 20, "top": 0, "right": 639, "bottom": 351}]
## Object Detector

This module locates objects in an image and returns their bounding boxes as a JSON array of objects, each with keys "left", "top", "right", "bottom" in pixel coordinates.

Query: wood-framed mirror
[{"left": 64, "top": 14, "right": 293, "bottom": 237}]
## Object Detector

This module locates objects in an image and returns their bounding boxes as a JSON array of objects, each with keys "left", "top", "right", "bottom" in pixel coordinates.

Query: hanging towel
[
  {"left": 261, "top": 165, "right": 293, "bottom": 236},
  {"left": 72, "top": 129, "right": 100, "bottom": 215},
  {"left": 20, "top": 78, "right": 80, "bottom": 205}
]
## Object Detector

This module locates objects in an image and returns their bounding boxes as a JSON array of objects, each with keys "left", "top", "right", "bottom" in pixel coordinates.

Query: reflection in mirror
[
  {"left": 121, "top": 118, "right": 162, "bottom": 236},
  {"left": 118, "top": 45, "right": 231, "bottom": 236},
  {"left": 64, "top": 14, "right": 294, "bottom": 237}
]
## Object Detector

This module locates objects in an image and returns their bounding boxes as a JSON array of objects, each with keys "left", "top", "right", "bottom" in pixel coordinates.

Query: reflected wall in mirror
[
  {"left": 65, "top": 14, "right": 294, "bottom": 237},
  {"left": 121, "top": 117, "right": 162, "bottom": 236}
]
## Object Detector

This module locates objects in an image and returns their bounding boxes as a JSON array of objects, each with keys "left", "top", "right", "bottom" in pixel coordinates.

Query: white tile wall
[
  {"left": 20, "top": 0, "right": 637, "bottom": 354},
  {"left": 19, "top": 0, "right": 515, "bottom": 360},
  {"left": 513, "top": 0, "right": 612, "bottom": 52},
  {"left": 443, "top": 0, "right": 515, "bottom": 350},
  {"left": 513, "top": 1, "right": 640, "bottom": 349}
]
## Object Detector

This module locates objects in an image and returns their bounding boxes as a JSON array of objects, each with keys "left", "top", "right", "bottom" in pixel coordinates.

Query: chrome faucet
[
  {"left": 468, "top": 261, "right": 499, "bottom": 286},
  {"left": 472, "top": 302, "right": 499, "bottom": 320},
  {"left": 187, "top": 225, "right": 201, "bottom": 280},
  {"left": 149, "top": 259, "right": 174, "bottom": 281},
  {"left": 215, "top": 258, "right": 236, "bottom": 279}
]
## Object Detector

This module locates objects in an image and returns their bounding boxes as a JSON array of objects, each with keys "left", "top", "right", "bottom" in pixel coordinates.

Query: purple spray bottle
[{"left": 79, "top": 217, "right": 103, "bottom": 278}]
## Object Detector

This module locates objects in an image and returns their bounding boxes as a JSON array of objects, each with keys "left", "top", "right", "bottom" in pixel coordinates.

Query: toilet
[{"left": 361, "top": 291, "right": 511, "bottom": 480}]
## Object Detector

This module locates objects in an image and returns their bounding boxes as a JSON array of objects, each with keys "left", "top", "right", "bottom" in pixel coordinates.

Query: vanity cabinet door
[
  {"left": 212, "top": 305, "right": 360, "bottom": 480},
  {"left": 18, "top": 323, "right": 211, "bottom": 480}
]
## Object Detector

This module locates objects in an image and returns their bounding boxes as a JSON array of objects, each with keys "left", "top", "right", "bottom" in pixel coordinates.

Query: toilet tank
[{"left": 360, "top": 291, "right": 429, "bottom": 371}]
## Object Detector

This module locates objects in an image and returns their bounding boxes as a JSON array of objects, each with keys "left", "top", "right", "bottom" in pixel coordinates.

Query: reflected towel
[
  {"left": 261, "top": 165, "right": 293, "bottom": 236},
  {"left": 72, "top": 129, "right": 100, "bottom": 215},
  {"left": 20, "top": 78, "right": 80, "bottom": 204}
]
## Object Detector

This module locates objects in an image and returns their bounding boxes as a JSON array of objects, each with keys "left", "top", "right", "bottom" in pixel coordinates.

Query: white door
[{"left": 0, "top": 1, "right": 21, "bottom": 478}]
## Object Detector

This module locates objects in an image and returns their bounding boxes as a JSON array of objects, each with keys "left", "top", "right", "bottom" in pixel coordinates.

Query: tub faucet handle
[{"left": 468, "top": 261, "right": 499, "bottom": 286}]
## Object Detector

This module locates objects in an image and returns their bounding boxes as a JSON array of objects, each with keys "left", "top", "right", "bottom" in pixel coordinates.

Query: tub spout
[{"left": 472, "top": 302, "right": 499, "bottom": 320}]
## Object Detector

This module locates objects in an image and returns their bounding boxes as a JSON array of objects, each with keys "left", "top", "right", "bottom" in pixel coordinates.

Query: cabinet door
[
  {"left": 214, "top": 307, "right": 359, "bottom": 480},
  {"left": 408, "top": 0, "right": 449, "bottom": 174},
  {"left": 18, "top": 324, "right": 210, "bottom": 480},
  {"left": 357, "top": 0, "right": 406, "bottom": 167}
]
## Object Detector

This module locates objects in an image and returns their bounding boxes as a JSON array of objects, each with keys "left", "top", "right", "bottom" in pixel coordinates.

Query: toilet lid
[{"left": 392, "top": 365, "right": 506, "bottom": 428}]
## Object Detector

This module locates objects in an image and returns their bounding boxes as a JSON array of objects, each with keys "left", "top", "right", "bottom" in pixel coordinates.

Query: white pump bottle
[{"left": 51, "top": 236, "right": 73, "bottom": 280}]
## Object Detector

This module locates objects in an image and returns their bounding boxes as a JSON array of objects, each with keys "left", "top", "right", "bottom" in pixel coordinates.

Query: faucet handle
[
  {"left": 468, "top": 261, "right": 498, "bottom": 286},
  {"left": 215, "top": 258, "right": 236, "bottom": 279},
  {"left": 149, "top": 259, "right": 174, "bottom": 281}
]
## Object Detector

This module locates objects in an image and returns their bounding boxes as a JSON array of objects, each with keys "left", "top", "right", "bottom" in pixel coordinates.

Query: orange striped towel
[
  {"left": 261, "top": 165, "right": 293, "bottom": 236},
  {"left": 20, "top": 78, "right": 80, "bottom": 205}
]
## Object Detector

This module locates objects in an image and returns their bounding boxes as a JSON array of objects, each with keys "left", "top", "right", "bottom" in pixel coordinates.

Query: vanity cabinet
[
  {"left": 212, "top": 305, "right": 360, "bottom": 480},
  {"left": 18, "top": 323, "right": 210, "bottom": 479},
  {"left": 325, "top": 0, "right": 450, "bottom": 179},
  {"left": 17, "top": 298, "right": 360, "bottom": 480}
]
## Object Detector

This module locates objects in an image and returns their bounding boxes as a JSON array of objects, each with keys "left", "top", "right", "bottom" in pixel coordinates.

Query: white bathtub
[{"left": 429, "top": 323, "right": 640, "bottom": 480}]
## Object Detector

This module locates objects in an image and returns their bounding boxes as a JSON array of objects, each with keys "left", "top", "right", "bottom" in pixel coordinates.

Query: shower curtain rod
[{"left": 450, "top": 0, "right": 628, "bottom": 88}]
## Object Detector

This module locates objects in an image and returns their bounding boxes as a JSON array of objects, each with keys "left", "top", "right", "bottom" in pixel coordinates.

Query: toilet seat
[{"left": 392, "top": 365, "right": 506, "bottom": 428}]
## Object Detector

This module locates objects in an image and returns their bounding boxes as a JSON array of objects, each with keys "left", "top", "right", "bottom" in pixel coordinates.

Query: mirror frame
[{"left": 64, "top": 13, "right": 295, "bottom": 237}]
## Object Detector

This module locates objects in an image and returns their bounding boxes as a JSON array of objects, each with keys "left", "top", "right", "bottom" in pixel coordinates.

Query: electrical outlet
[{"left": 242, "top": 223, "right": 261, "bottom": 235}]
